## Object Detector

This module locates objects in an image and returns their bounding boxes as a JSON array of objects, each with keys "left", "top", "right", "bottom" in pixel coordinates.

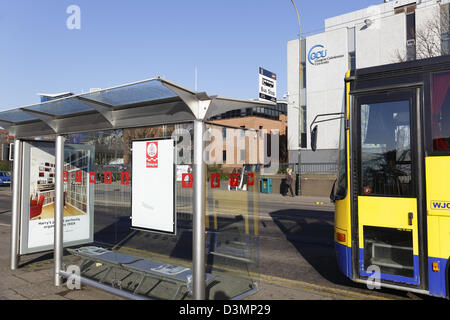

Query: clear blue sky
[{"left": 0, "top": 0, "right": 380, "bottom": 110}]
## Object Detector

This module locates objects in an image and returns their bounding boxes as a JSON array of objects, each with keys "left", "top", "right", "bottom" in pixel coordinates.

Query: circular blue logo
[{"left": 308, "top": 44, "right": 328, "bottom": 65}]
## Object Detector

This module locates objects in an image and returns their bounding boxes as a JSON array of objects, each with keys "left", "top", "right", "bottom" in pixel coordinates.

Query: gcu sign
[
  {"left": 308, "top": 44, "right": 344, "bottom": 66},
  {"left": 308, "top": 44, "right": 328, "bottom": 65}
]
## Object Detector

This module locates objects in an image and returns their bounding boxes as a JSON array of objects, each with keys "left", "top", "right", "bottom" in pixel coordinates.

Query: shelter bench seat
[{"left": 67, "top": 246, "right": 216, "bottom": 299}]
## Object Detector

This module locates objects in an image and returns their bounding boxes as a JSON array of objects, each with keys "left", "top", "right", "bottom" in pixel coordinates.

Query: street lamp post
[
  {"left": 290, "top": 0, "right": 302, "bottom": 195},
  {"left": 290, "top": 0, "right": 302, "bottom": 142}
]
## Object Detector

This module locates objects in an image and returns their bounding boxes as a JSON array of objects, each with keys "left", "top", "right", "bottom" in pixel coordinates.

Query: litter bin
[{"left": 260, "top": 178, "right": 273, "bottom": 193}]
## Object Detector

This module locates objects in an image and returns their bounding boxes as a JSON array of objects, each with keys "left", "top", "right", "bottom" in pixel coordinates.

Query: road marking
[
  {"left": 258, "top": 273, "right": 391, "bottom": 300},
  {"left": 114, "top": 245, "right": 391, "bottom": 300},
  {"left": 260, "top": 277, "right": 364, "bottom": 300}
]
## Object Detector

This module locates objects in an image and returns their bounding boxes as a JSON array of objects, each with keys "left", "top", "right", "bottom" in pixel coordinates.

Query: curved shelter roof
[{"left": 0, "top": 77, "right": 276, "bottom": 138}]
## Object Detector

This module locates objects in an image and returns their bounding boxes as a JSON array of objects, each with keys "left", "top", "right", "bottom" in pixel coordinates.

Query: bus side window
[{"left": 432, "top": 72, "right": 450, "bottom": 152}]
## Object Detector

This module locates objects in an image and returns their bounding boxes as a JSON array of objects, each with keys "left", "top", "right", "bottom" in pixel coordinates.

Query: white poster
[
  {"left": 131, "top": 139, "right": 175, "bottom": 234},
  {"left": 20, "top": 141, "right": 94, "bottom": 254}
]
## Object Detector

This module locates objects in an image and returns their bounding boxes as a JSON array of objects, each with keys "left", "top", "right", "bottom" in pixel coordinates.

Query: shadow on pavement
[
  {"left": 269, "top": 208, "right": 359, "bottom": 288},
  {"left": 268, "top": 209, "right": 421, "bottom": 299}
]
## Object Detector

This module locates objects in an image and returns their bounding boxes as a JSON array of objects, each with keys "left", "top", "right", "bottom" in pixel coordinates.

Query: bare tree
[
  {"left": 416, "top": 6, "right": 449, "bottom": 59},
  {"left": 393, "top": 47, "right": 408, "bottom": 63},
  {"left": 394, "top": 5, "right": 449, "bottom": 62}
]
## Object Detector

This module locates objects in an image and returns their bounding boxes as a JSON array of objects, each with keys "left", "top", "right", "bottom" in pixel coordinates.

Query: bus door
[{"left": 355, "top": 89, "right": 422, "bottom": 286}]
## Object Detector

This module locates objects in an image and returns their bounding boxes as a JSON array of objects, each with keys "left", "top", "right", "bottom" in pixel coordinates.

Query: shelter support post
[
  {"left": 54, "top": 136, "right": 64, "bottom": 286},
  {"left": 297, "top": 150, "right": 301, "bottom": 196},
  {"left": 10, "top": 139, "right": 22, "bottom": 270},
  {"left": 192, "top": 120, "right": 206, "bottom": 300}
]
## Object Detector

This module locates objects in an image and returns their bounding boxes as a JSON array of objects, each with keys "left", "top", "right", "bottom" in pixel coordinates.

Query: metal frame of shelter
[{"left": 3, "top": 77, "right": 276, "bottom": 300}]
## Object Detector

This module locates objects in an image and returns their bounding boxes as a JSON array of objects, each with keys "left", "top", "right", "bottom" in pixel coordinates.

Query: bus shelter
[{"left": 2, "top": 77, "right": 278, "bottom": 300}]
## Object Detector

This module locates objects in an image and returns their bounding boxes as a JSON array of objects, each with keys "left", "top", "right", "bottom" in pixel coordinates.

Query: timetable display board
[{"left": 131, "top": 139, "right": 176, "bottom": 234}]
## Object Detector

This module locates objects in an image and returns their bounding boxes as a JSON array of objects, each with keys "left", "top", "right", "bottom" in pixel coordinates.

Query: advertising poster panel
[
  {"left": 20, "top": 141, "right": 94, "bottom": 254},
  {"left": 131, "top": 138, "right": 175, "bottom": 234}
]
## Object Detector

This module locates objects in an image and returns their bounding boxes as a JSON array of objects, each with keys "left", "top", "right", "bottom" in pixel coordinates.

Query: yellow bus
[{"left": 312, "top": 56, "right": 450, "bottom": 298}]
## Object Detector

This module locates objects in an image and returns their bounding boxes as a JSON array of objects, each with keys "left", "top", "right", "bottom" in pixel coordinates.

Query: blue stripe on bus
[
  {"left": 428, "top": 257, "right": 448, "bottom": 298},
  {"left": 338, "top": 248, "right": 448, "bottom": 298},
  {"left": 359, "top": 248, "right": 420, "bottom": 285},
  {"left": 335, "top": 242, "right": 352, "bottom": 279}
]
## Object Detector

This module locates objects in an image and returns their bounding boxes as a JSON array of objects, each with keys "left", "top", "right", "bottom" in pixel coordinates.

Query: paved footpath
[
  {"left": 0, "top": 226, "right": 343, "bottom": 300},
  {"left": 0, "top": 187, "right": 353, "bottom": 301},
  {"left": 0, "top": 224, "right": 122, "bottom": 300}
]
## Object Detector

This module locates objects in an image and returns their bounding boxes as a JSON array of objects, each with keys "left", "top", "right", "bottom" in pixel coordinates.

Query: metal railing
[
  {"left": 279, "top": 162, "right": 338, "bottom": 175},
  {"left": 299, "top": 162, "right": 338, "bottom": 174}
]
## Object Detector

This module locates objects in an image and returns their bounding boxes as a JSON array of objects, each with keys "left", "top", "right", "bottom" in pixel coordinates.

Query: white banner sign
[{"left": 131, "top": 139, "right": 175, "bottom": 234}]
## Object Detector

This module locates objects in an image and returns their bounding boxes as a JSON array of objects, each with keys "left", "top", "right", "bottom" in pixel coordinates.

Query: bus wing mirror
[
  {"left": 311, "top": 125, "right": 318, "bottom": 152},
  {"left": 330, "top": 179, "right": 337, "bottom": 203}
]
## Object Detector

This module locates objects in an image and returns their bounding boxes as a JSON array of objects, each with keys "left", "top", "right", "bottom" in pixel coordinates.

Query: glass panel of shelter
[
  {"left": 205, "top": 124, "right": 260, "bottom": 299},
  {"left": 61, "top": 123, "right": 260, "bottom": 300}
]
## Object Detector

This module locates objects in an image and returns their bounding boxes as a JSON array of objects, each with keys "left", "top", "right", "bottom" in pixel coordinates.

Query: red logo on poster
[
  {"left": 211, "top": 173, "right": 220, "bottom": 189},
  {"left": 121, "top": 172, "right": 129, "bottom": 185},
  {"left": 230, "top": 173, "right": 239, "bottom": 187},
  {"left": 182, "top": 173, "right": 193, "bottom": 188},
  {"left": 63, "top": 171, "right": 68, "bottom": 182},
  {"left": 89, "top": 172, "right": 96, "bottom": 184},
  {"left": 104, "top": 172, "right": 112, "bottom": 185},
  {"left": 75, "top": 170, "right": 82, "bottom": 183},
  {"left": 247, "top": 173, "right": 255, "bottom": 186},
  {"left": 146, "top": 141, "right": 158, "bottom": 168}
]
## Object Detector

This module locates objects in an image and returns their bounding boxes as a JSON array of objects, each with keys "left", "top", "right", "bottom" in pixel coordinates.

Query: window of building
[
  {"left": 406, "top": 45, "right": 416, "bottom": 61},
  {"left": 395, "top": 4, "right": 416, "bottom": 15},
  {"left": 348, "top": 27, "right": 356, "bottom": 70},
  {"left": 301, "top": 105, "right": 307, "bottom": 148},
  {"left": 442, "top": 33, "right": 450, "bottom": 55},
  {"left": 406, "top": 12, "right": 416, "bottom": 61},
  {"left": 349, "top": 52, "right": 356, "bottom": 71},
  {"left": 240, "top": 149, "right": 246, "bottom": 162},
  {"left": 406, "top": 13, "right": 416, "bottom": 41},
  {"left": 301, "top": 38, "right": 307, "bottom": 89},
  {"left": 441, "top": 4, "right": 450, "bottom": 55},
  {"left": 301, "top": 62, "right": 306, "bottom": 89},
  {"left": 431, "top": 72, "right": 450, "bottom": 152}
]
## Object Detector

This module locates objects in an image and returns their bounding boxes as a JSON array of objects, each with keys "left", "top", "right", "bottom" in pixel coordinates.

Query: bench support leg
[{"left": 133, "top": 275, "right": 146, "bottom": 295}]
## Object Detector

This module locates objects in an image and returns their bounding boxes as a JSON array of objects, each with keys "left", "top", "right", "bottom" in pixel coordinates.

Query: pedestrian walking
[{"left": 286, "top": 168, "right": 295, "bottom": 197}]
